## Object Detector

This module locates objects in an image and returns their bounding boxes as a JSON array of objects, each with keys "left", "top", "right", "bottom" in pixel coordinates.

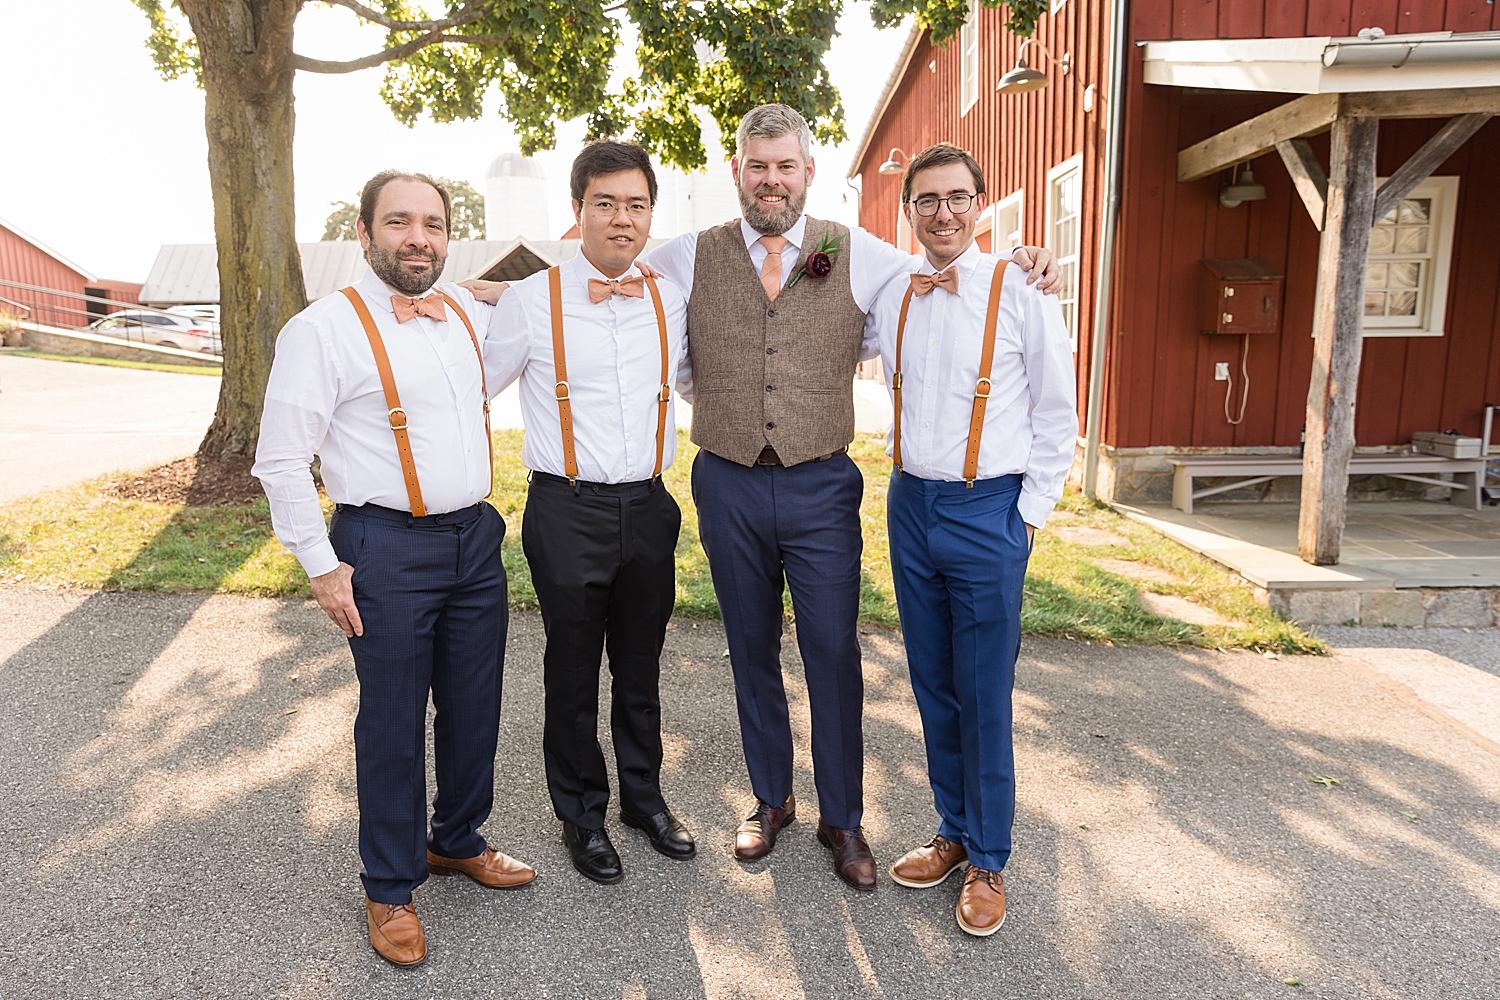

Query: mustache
[{"left": 395, "top": 248, "right": 440, "bottom": 263}]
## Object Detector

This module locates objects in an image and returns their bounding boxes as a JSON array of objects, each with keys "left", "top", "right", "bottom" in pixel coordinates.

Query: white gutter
[
  {"left": 845, "top": 24, "right": 924, "bottom": 180},
  {"left": 1322, "top": 30, "right": 1500, "bottom": 66},
  {"left": 1082, "top": 0, "right": 1130, "bottom": 500}
]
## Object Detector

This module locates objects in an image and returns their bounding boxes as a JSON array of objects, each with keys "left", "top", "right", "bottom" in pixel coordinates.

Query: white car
[{"left": 87, "top": 310, "right": 221, "bottom": 354}]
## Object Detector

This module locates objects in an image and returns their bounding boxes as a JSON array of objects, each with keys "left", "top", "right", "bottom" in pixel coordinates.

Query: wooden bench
[{"left": 1169, "top": 454, "right": 1489, "bottom": 514}]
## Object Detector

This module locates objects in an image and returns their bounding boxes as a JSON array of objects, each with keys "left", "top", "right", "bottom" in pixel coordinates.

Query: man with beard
[
  {"left": 644, "top": 105, "right": 1061, "bottom": 890},
  {"left": 253, "top": 171, "right": 533, "bottom": 968}
]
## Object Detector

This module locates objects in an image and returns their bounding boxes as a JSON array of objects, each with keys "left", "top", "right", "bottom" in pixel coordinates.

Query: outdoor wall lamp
[
  {"left": 878, "top": 148, "right": 907, "bottom": 175},
  {"left": 997, "top": 40, "right": 1070, "bottom": 94},
  {"left": 1219, "top": 162, "right": 1268, "bottom": 208}
]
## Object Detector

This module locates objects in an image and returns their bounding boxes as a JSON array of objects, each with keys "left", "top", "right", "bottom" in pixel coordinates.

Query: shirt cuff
[
  {"left": 1017, "top": 491, "right": 1058, "bottom": 530},
  {"left": 296, "top": 537, "right": 341, "bottom": 580}
]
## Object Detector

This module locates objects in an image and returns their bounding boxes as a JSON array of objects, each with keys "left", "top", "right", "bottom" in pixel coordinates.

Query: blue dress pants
[
  {"left": 330, "top": 501, "right": 508, "bottom": 905},
  {"left": 692, "top": 449, "right": 866, "bottom": 830},
  {"left": 886, "top": 470, "right": 1029, "bottom": 872}
]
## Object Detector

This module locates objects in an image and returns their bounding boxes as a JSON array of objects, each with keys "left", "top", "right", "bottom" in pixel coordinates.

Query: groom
[{"left": 645, "top": 104, "right": 1059, "bottom": 889}]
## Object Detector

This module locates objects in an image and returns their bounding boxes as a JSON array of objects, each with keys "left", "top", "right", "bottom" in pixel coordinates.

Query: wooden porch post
[{"left": 1298, "top": 112, "right": 1379, "bottom": 565}]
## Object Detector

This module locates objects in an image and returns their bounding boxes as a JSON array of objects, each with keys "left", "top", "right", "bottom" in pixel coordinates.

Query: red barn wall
[{"left": 0, "top": 223, "right": 95, "bottom": 328}]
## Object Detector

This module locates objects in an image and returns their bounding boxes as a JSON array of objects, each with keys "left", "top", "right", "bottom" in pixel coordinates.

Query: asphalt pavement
[
  {"left": 0, "top": 353, "right": 220, "bottom": 502},
  {"left": 0, "top": 588, "right": 1496, "bottom": 1000}
]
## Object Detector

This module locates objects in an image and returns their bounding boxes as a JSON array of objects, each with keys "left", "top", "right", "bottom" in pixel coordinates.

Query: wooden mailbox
[{"left": 1199, "top": 258, "right": 1283, "bottom": 335}]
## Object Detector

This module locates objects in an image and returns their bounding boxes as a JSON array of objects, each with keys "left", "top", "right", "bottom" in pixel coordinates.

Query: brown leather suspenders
[
  {"left": 547, "top": 266, "right": 672, "bottom": 485},
  {"left": 338, "top": 287, "right": 492, "bottom": 517},
  {"left": 891, "top": 258, "right": 1009, "bottom": 487}
]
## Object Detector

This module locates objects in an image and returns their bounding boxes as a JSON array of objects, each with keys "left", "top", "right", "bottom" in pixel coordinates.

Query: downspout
[{"left": 1082, "top": 0, "right": 1130, "bottom": 500}]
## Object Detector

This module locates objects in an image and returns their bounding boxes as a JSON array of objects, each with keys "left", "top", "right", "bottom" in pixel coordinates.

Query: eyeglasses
[
  {"left": 908, "top": 193, "right": 975, "bottom": 217},
  {"left": 587, "top": 200, "right": 651, "bottom": 219}
]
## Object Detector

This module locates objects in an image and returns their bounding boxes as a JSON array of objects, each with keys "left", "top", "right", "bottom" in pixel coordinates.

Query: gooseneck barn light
[
  {"left": 1219, "top": 164, "right": 1268, "bottom": 208},
  {"left": 997, "top": 39, "right": 1069, "bottom": 95},
  {"left": 878, "top": 148, "right": 907, "bottom": 176}
]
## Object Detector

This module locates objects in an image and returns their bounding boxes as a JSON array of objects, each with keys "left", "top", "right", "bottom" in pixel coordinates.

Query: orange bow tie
[
  {"left": 588, "top": 276, "right": 646, "bottom": 304},
  {"left": 391, "top": 294, "right": 448, "bottom": 324},
  {"left": 909, "top": 268, "right": 960, "bottom": 296}
]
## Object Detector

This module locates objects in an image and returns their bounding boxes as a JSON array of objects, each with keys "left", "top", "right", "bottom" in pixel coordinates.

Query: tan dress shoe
[
  {"left": 366, "top": 897, "right": 426, "bottom": 966},
  {"left": 889, "top": 835, "right": 969, "bottom": 888},
  {"left": 734, "top": 794, "right": 796, "bottom": 861},
  {"left": 428, "top": 843, "right": 536, "bottom": 889},
  {"left": 956, "top": 867, "right": 1006, "bottom": 937}
]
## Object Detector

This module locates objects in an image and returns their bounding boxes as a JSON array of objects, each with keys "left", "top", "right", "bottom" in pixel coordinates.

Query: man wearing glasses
[
  {"left": 869, "top": 144, "right": 1076, "bottom": 935},
  {"left": 484, "top": 142, "right": 696, "bottom": 884}
]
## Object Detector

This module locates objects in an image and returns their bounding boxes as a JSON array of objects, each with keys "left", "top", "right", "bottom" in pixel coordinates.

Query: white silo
[{"left": 485, "top": 153, "right": 552, "bottom": 241}]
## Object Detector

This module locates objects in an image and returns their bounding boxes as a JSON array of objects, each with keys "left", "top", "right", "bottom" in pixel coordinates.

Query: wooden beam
[
  {"left": 1299, "top": 114, "right": 1380, "bottom": 566},
  {"left": 1177, "top": 93, "right": 1340, "bottom": 183},
  {"left": 1275, "top": 138, "right": 1328, "bottom": 230},
  {"left": 1372, "top": 113, "right": 1493, "bottom": 223},
  {"left": 1343, "top": 87, "right": 1500, "bottom": 120}
]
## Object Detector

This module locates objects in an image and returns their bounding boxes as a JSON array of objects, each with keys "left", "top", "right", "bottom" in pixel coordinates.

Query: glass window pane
[
  {"left": 1395, "top": 226, "right": 1429, "bottom": 254},
  {"left": 1061, "top": 301, "right": 1074, "bottom": 336},
  {"left": 1387, "top": 290, "right": 1417, "bottom": 316},
  {"left": 1061, "top": 175, "right": 1080, "bottom": 215},
  {"left": 1369, "top": 225, "right": 1395, "bottom": 254},
  {"left": 1389, "top": 261, "right": 1420, "bottom": 288},
  {"left": 1398, "top": 199, "right": 1430, "bottom": 224},
  {"left": 1060, "top": 261, "right": 1076, "bottom": 302},
  {"left": 1366, "top": 263, "right": 1388, "bottom": 287},
  {"left": 1365, "top": 291, "right": 1386, "bottom": 315}
]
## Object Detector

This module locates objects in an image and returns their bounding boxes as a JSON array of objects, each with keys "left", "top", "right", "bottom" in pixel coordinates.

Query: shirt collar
[
  {"left": 568, "top": 248, "right": 643, "bottom": 285},
  {"left": 920, "top": 239, "right": 984, "bottom": 283},
  {"left": 356, "top": 264, "right": 442, "bottom": 314},
  {"left": 741, "top": 214, "right": 808, "bottom": 252}
]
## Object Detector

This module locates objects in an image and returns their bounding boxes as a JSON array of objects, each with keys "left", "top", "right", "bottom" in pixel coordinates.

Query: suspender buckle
[
  {"left": 965, "top": 478, "right": 976, "bottom": 489},
  {"left": 388, "top": 407, "right": 409, "bottom": 430},
  {"left": 891, "top": 372, "right": 903, "bottom": 389},
  {"left": 658, "top": 383, "right": 671, "bottom": 402},
  {"left": 555, "top": 381, "right": 570, "bottom": 401},
  {"left": 974, "top": 377, "right": 992, "bottom": 399}
]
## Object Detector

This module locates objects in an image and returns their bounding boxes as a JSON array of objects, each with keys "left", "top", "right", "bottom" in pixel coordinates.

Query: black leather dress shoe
[
  {"left": 621, "top": 808, "right": 697, "bottom": 859},
  {"left": 562, "top": 822, "right": 623, "bottom": 885}
]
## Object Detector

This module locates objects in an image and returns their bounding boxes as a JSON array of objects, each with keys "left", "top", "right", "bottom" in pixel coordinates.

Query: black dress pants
[{"left": 522, "top": 472, "right": 680, "bottom": 830}]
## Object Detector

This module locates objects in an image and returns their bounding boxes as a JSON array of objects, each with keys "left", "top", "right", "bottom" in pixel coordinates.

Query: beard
[
  {"left": 367, "top": 241, "right": 446, "bottom": 296},
  {"left": 739, "top": 182, "right": 807, "bottom": 236}
]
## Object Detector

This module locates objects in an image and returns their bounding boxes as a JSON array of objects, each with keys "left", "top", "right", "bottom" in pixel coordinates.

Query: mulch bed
[{"left": 101, "top": 453, "right": 267, "bottom": 506}]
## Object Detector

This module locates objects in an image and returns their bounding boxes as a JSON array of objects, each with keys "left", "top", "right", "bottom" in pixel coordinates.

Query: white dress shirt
[
  {"left": 252, "top": 268, "right": 505, "bottom": 578},
  {"left": 486, "top": 252, "right": 689, "bottom": 484},
  {"left": 866, "top": 242, "right": 1078, "bottom": 528},
  {"left": 642, "top": 214, "right": 921, "bottom": 377}
]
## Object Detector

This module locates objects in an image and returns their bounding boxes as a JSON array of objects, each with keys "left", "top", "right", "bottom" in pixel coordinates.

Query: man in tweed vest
[{"left": 647, "top": 104, "right": 1060, "bottom": 890}]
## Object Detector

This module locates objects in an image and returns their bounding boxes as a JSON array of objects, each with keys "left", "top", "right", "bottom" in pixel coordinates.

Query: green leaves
[
  {"left": 871, "top": 0, "right": 1051, "bottom": 41},
  {"left": 130, "top": 0, "right": 200, "bottom": 84}
]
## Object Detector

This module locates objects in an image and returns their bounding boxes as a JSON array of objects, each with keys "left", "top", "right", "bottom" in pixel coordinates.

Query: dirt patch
[
  {"left": 1137, "top": 592, "right": 1244, "bottom": 628},
  {"left": 1093, "top": 558, "right": 1186, "bottom": 586},
  {"left": 101, "top": 454, "right": 266, "bottom": 507},
  {"left": 1052, "top": 525, "right": 1130, "bottom": 547}
]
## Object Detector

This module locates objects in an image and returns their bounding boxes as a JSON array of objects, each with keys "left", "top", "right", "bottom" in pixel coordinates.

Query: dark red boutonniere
[{"left": 786, "top": 233, "right": 845, "bottom": 289}]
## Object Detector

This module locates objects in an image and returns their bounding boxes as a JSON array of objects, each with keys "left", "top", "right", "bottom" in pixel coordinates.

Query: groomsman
[
  {"left": 486, "top": 142, "right": 695, "bottom": 884},
  {"left": 645, "top": 106, "right": 1060, "bottom": 890},
  {"left": 870, "top": 144, "right": 1077, "bottom": 935},
  {"left": 253, "top": 171, "right": 534, "bottom": 967}
]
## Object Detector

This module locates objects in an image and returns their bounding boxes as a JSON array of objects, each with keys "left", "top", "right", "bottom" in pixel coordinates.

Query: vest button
[
  {"left": 766, "top": 385, "right": 774, "bottom": 392},
  {"left": 766, "top": 347, "right": 775, "bottom": 355},
  {"left": 767, "top": 308, "right": 776, "bottom": 317},
  {"left": 766, "top": 422, "right": 775, "bottom": 430}
]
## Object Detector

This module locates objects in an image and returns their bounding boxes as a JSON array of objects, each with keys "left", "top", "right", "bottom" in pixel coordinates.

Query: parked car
[{"left": 87, "top": 310, "right": 221, "bottom": 354}]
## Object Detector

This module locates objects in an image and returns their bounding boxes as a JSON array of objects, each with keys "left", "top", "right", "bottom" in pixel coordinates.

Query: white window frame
[
  {"left": 985, "top": 187, "right": 1024, "bottom": 251},
  {"left": 896, "top": 199, "right": 914, "bottom": 255},
  {"left": 1047, "top": 155, "right": 1083, "bottom": 351},
  {"left": 1051, "top": 0, "right": 1069, "bottom": 13},
  {"left": 1361, "top": 175, "right": 1458, "bottom": 338},
  {"left": 961, "top": 0, "right": 980, "bottom": 115}
]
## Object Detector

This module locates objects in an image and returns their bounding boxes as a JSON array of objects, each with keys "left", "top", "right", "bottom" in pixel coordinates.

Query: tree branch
[
  {"left": 318, "top": 0, "right": 497, "bottom": 33},
  {"left": 292, "top": 32, "right": 513, "bottom": 75},
  {"left": 254, "top": 0, "right": 301, "bottom": 89}
]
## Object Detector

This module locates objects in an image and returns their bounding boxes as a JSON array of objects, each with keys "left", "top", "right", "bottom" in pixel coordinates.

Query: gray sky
[{"left": 0, "top": 2, "right": 911, "bottom": 282}]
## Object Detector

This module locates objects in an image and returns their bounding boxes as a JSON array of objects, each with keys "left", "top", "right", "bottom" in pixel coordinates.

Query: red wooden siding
[
  {"left": 856, "top": 0, "right": 1500, "bottom": 451},
  {"left": 0, "top": 222, "right": 96, "bottom": 328}
]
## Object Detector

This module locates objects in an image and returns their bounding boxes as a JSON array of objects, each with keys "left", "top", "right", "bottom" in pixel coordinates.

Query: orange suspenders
[
  {"left": 547, "top": 266, "right": 672, "bottom": 485},
  {"left": 891, "top": 258, "right": 1010, "bottom": 487},
  {"left": 338, "top": 287, "right": 492, "bottom": 517}
]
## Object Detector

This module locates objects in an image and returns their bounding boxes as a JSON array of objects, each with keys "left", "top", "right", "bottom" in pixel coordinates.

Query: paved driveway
[
  {"left": 0, "top": 588, "right": 1495, "bottom": 999},
  {"left": 0, "top": 354, "right": 219, "bottom": 502}
]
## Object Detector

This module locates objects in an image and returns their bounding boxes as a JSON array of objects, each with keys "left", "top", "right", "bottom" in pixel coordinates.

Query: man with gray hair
[{"left": 645, "top": 104, "right": 1059, "bottom": 890}]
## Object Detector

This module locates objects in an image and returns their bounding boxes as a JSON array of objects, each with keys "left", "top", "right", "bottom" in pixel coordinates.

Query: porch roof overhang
[{"left": 1142, "top": 30, "right": 1500, "bottom": 95}]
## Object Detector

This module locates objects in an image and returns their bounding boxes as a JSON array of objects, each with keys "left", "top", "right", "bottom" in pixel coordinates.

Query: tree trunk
[{"left": 184, "top": 0, "right": 306, "bottom": 460}]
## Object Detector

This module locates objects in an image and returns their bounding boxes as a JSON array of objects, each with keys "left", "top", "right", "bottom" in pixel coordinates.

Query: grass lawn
[
  {"left": 1, "top": 349, "right": 223, "bottom": 376},
  {"left": 0, "top": 430, "right": 1321, "bottom": 652}
]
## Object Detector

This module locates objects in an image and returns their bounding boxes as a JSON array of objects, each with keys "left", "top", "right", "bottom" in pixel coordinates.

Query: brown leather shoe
[
  {"left": 816, "top": 821, "right": 877, "bottom": 891},
  {"left": 956, "top": 866, "right": 1006, "bottom": 936},
  {"left": 734, "top": 794, "right": 796, "bottom": 860},
  {"left": 889, "top": 835, "right": 968, "bottom": 888},
  {"left": 428, "top": 843, "right": 536, "bottom": 889},
  {"left": 365, "top": 897, "right": 426, "bottom": 966}
]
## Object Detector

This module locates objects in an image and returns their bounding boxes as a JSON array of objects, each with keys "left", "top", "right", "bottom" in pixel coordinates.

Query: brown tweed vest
[{"left": 687, "top": 218, "right": 868, "bottom": 467}]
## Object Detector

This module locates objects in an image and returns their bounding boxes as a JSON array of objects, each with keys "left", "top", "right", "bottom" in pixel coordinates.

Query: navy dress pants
[
  {"left": 692, "top": 448, "right": 866, "bottom": 830},
  {"left": 330, "top": 501, "right": 508, "bottom": 905},
  {"left": 886, "top": 471, "right": 1029, "bottom": 873}
]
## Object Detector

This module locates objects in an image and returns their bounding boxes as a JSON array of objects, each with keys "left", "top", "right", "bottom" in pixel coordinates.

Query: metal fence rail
[{"left": 0, "top": 278, "right": 220, "bottom": 353}]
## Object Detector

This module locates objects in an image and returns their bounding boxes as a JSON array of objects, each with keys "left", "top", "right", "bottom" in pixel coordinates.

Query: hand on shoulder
[
  {"left": 456, "top": 278, "right": 510, "bottom": 305},
  {"left": 1008, "top": 246, "right": 1063, "bottom": 296}
]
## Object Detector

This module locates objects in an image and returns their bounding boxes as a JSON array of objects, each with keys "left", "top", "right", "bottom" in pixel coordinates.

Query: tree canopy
[{"left": 322, "top": 178, "right": 485, "bottom": 241}]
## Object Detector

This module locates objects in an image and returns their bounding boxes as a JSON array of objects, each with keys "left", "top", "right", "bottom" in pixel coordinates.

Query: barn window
[
  {"left": 961, "top": 0, "right": 980, "bottom": 115},
  {"left": 1047, "top": 155, "right": 1083, "bottom": 351},
  {"left": 1362, "top": 175, "right": 1457, "bottom": 338}
]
